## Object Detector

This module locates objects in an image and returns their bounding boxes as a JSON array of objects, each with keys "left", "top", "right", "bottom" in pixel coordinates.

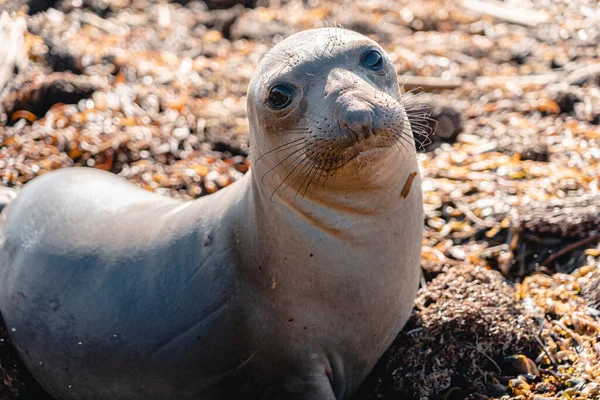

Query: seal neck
[
  {"left": 241, "top": 165, "right": 423, "bottom": 395},
  {"left": 249, "top": 161, "right": 421, "bottom": 241}
]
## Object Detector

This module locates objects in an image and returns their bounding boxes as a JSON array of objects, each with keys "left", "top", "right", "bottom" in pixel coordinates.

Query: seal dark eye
[
  {"left": 268, "top": 84, "right": 295, "bottom": 109},
  {"left": 362, "top": 50, "right": 384, "bottom": 71}
]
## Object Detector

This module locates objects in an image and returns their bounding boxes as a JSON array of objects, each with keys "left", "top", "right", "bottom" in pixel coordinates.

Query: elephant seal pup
[{"left": 0, "top": 28, "right": 425, "bottom": 400}]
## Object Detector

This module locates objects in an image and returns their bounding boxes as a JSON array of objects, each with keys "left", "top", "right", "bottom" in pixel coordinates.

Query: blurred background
[{"left": 0, "top": 0, "right": 599, "bottom": 399}]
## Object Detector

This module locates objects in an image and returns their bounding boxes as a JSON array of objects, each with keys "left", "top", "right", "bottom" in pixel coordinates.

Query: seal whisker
[
  {"left": 326, "top": 154, "right": 345, "bottom": 187},
  {"left": 260, "top": 144, "right": 311, "bottom": 184},
  {"left": 303, "top": 114, "right": 322, "bottom": 124},
  {"left": 304, "top": 137, "right": 346, "bottom": 168},
  {"left": 319, "top": 158, "right": 336, "bottom": 188},
  {"left": 268, "top": 136, "right": 333, "bottom": 194},
  {"left": 397, "top": 94, "right": 429, "bottom": 109},
  {"left": 397, "top": 86, "right": 424, "bottom": 99},
  {"left": 408, "top": 116, "right": 436, "bottom": 128},
  {"left": 269, "top": 51, "right": 289, "bottom": 63},
  {"left": 397, "top": 75, "right": 408, "bottom": 93},
  {"left": 289, "top": 45, "right": 301, "bottom": 62},
  {"left": 277, "top": 131, "right": 312, "bottom": 135},
  {"left": 411, "top": 117, "right": 437, "bottom": 130},
  {"left": 320, "top": 41, "right": 332, "bottom": 58},
  {"left": 407, "top": 112, "right": 436, "bottom": 124},
  {"left": 266, "top": 54, "right": 291, "bottom": 81},
  {"left": 404, "top": 102, "right": 437, "bottom": 147},
  {"left": 305, "top": 158, "right": 325, "bottom": 196},
  {"left": 271, "top": 127, "right": 311, "bottom": 132},
  {"left": 410, "top": 127, "right": 435, "bottom": 144},
  {"left": 404, "top": 107, "right": 432, "bottom": 117},
  {"left": 270, "top": 154, "right": 314, "bottom": 201},
  {"left": 318, "top": 144, "right": 341, "bottom": 183},
  {"left": 407, "top": 117, "right": 437, "bottom": 144},
  {"left": 271, "top": 128, "right": 313, "bottom": 136},
  {"left": 407, "top": 110, "right": 434, "bottom": 119},
  {"left": 306, "top": 141, "right": 341, "bottom": 191},
  {"left": 410, "top": 118, "right": 435, "bottom": 129},
  {"left": 398, "top": 90, "right": 424, "bottom": 103},
  {"left": 402, "top": 102, "right": 431, "bottom": 114},
  {"left": 396, "top": 114, "right": 433, "bottom": 151},
  {"left": 256, "top": 142, "right": 307, "bottom": 166},
  {"left": 412, "top": 126, "right": 435, "bottom": 149},
  {"left": 260, "top": 129, "right": 310, "bottom": 146},
  {"left": 398, "top": 131, "right": 424, "bottom": 151},
  {"left": 295, "top": 159, "right": 320, "bottom": 199},
  {"left": 264, "top": 143, "right": 312, "bottom": 180},
  {"left": 297, "top": 162, "right": 317, "bottom": 199},
  {"left": 408, "top": 119, "right": 435, "bottom": 132},
  {"left": 406, "top": 127, "right": 429, "bottom": 147},
  {"left": 391, "top": 132, "right": 413, "bottom": 154},
  {"left": 401, "top": 101, "right": 431, "bottom": 112},
  {"left": 279, "top": 136, "right": 339, "bottom": 199},
  {"left": 314, "top": 143, "right": 344, "bottom": 188},
  {"left": 385, "top": 131, "right": 406, "bottom": 155},
  {"left": 255, "top": 137, "right": 307, "bottom": 163},
  {"left": 305, "top": 110, "right": 329, "bottom": 122},
  {"left": 406, "top": 111, "right": 434, "bottom": 123},
  {"left": 338, "top": 153, "right": 352, "bottom": 180}
]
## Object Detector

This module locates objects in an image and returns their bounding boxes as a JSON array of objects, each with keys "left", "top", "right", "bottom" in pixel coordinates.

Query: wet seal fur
[{"left": 0, "top": 28, "right": 431, "bottom": 400}]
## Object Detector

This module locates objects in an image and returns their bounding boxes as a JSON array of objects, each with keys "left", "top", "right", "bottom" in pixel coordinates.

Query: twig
[
  {"left": 566, "top": 63, "right": 600, "bottom": 86},
  {"left": 419, "top": 268, "right": 427, "bottom": 289},
  {"left": 475, "top": 73, "right": 563, "bottom": 88},
  {"left": 461, "top": 0, "right": 549, "bottom": 27},
  {"left": 475, "top": 64, "right": 600, "bottom": 89},
  {"left": 586, "top": 306, "right": 600, "bottom": 317},
  {"left": 462, "top": 342, "right": 502, "bottom": 373},
  {"left": 81, "top": 11, "right": 129, "bottom": 36},
  {"left": 406, "top": 327, "right": 424, "bottom": 336},
  {"left": 541, "top": 234, "right": 600, "bottom": 267},
  {"left": 534, "top": 334, "right": 557, "bottom": 366},
  {"left": 478, "top": 244, "right": 509, "bottom": 257},
  {"left": 535, "top": 320, "right": 557, "bottom": 366},
  {"left": 455, "top": 201, "right": 499, "bottom": 228},
  {"left": 0, "top": 13, "right": 28, "bottom": 102},
  {"left": 402, "top": 76, "right": 464, "bottom": 91}
]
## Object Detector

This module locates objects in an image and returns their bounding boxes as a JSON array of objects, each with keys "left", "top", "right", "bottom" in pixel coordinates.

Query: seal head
[{"left": 249, "top": 28, "right": 425, "bottom": 199}]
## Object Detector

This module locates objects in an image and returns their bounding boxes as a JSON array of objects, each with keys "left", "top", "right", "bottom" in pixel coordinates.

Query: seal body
[{"left": 0, "top": 28, "right": 424, "bottom": 400}]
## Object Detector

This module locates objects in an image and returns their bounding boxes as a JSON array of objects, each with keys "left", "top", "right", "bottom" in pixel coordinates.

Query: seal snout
[
  {"left": 326, "top": 69, "right": 380, "bottom": 143},
  {"left": 342, "top": 105, "right": 373, "bottom": 141}
]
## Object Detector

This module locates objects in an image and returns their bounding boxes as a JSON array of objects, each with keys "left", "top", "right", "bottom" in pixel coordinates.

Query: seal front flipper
[{"left": 260, "top": 375, "right": 336, "bottom": 400}]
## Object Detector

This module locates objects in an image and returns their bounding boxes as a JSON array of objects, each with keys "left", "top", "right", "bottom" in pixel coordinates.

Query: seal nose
[
  {"left": 342, "top": 105, "right": 373, "bottom": 141},
  {"left": 326, "top": 68, "right": 376, "bottom": 141}
]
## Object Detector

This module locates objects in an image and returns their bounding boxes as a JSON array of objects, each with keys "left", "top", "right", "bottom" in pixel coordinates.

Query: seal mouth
[
  {"left": 341, "top": 135, "right": 394, "bottom": 165},
  {"left": 344, "top": 144, "right": 394, "bottom": 165}
]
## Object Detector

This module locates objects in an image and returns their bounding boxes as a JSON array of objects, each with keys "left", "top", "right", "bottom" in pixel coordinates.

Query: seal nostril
[
  {"left": 342, "top": 109, "right": 373, "bottom": 140},
  {"left": 344, "top": 122, "right": 371, "bottom": 141}
]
